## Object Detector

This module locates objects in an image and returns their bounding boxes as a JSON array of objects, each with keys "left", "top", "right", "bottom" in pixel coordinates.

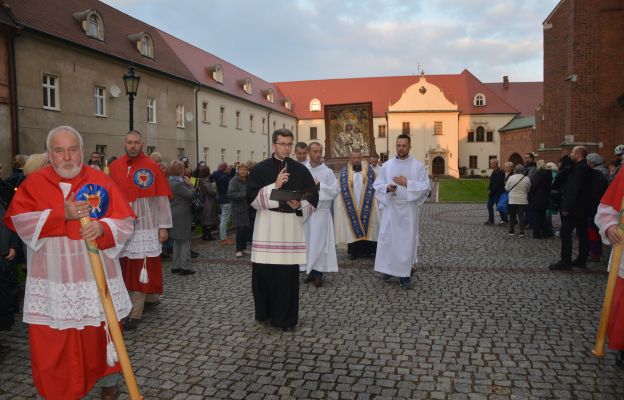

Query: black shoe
[
  {"left": 122, "top": 318, "right": 139, "bottom": 331},
  {"left": 399, "top": 279, "right": 412, "bottom": 290},
  {"left": 571, "top": 260, "right": 587, "bottom": 269},
  {"left": 616, "top": 351, "right": 624, "bottom": 368},
  {"left": 313, "top": 276, "right": 323, "bottom": 287},
  {"left": 282, "top": 326, "right": 295, "bottom": 332},
  {"left": 548, "top": 261, "right": 572, "bottom": 271},
  {"left": 304, "top": 275, "right": 314, "bottom": 283},
  {"left": 171, "top": 268, "right": 183, "bottom": 274},
  {"left": 191, "top": 250, "right": 199, "bottom": 258},
  {"left": 484, "top": 221, "right": 494, "bottom": 225},
  {"left": 381, "top": 274, "right": 392, "bottom": 282},
  {"left": 179, "top": 269, "right": 196, "bottom": 275}
]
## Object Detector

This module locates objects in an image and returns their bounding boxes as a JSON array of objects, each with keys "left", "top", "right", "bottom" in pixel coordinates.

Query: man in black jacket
[
  {"left": 485, "top": 159, "right": 508, "bottom": 225},
  {"left": 549, "top": 146, "right": 592, "bottom": 270}
]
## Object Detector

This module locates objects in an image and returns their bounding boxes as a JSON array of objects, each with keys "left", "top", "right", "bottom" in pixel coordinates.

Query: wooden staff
[
  {"left": 592, "top": 196, "right": 624, "bottom": 357},
  {"left": 79, "top": 217, "right": 143, "bottom": 399},
  {"left": 103, "top": 159, "right": 110, "bottom": 175}
]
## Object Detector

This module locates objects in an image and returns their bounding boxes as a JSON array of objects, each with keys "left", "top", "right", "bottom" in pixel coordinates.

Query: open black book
[{"left": 270, "top": 186, "right": 318, "bottom": 202}]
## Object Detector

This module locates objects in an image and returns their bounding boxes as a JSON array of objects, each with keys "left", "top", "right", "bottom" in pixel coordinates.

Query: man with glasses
[{"left": 246, "top": 129, "right": 318, "bottom": 332}]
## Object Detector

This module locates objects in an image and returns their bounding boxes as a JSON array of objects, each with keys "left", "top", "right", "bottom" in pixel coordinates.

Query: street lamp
[{"left": 123, "top": 65, "right": 140, "bottom": 131}]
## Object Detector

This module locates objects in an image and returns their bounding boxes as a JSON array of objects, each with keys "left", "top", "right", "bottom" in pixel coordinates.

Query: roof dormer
[
  {"left": 309, "top": 98, "right": 321, "bottom": 112},
  {"left": 128, "top": 32, "right": 154, "bottom": 58},
  {"left": 473, "top": 93, "right": 486, "bottom": 107},
  {"left": 207, "top": 64, "right": 224, "bottom": 84},
  {"left": 263, "top": 88, "right": 274, "bottom": 103},
  {"left": 238, "top": 78, "right": 252, "bottom": 95},
  {"left": 282, "top": 97, "right": 292, "bottom": 111},
  {"left": 73, "top": 9, "right": 104, "bottom": 41}
]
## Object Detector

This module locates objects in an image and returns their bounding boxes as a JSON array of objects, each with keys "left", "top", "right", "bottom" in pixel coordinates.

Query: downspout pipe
[
  {"left": 194, "top": 85, "right": 200, "bottom": 164},
  {"left": 9, "top": 30, "right": 19, "bottom": 155},
  {"left": 267, "top": 109, "right": 272, "bottom": 158}
]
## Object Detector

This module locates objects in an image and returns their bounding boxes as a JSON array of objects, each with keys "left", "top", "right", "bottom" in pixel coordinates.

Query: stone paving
[{"left": 1, "top": 203, "right": 624, "bottom": 399}]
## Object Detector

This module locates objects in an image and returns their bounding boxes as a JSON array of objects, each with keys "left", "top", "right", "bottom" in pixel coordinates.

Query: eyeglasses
[{"left": 274, "top": 142, "right": 293, "bottom": 147}]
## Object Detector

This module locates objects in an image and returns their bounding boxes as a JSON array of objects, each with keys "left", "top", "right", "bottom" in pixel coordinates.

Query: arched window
[
  {"left": 140, "top": 34, "right": 153, "bottom": 58},
  {"left": 87, "top": 13, "right": 102, "bottom": 39},
  {"left": 473, "top": 93, "right": 486, "bottom": 107},
  {"left": 309, "top": 98, "right": 321, "bottom": 112},
  {"left": 73, "top": 10, "right": 104, "bottom": 40},
  {"left": 211, "top": 64, "right": 224, "bottom": 84},
  {"left": 264, "top": 89, "right": 274, "bottom": 103},
  {"left": 476, "top": 126, "right": 485, "bottom": 142}
]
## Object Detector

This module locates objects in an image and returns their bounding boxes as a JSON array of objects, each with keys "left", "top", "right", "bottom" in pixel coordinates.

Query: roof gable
[{"left": 275, "top": 69, "right": 523, "bottom": 120}]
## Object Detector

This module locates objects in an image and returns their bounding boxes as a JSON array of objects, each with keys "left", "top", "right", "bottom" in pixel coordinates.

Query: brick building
[
  {"left": 536, "top": 0, "right": 624, "bottom": 163},
  {"left": 499, "top": 116, "right": 536, "bottom": 166}
]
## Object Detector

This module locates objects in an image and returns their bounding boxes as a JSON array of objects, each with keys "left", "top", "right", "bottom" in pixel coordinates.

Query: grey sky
[{"left": 101, "top": 0, "right": 560, "bottom": 83}]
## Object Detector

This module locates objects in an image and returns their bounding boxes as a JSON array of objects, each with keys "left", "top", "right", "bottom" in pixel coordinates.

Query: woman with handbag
[{"left": 505, "top": 164, "right": 531, "bottom": 237}]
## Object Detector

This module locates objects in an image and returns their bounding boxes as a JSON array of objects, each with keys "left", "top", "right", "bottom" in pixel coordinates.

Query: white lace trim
[
  {"left": 120, "top": 228, "right": 161, "bottom": 258},
  {"left": 23, "top": 276, "right": 131, "bottom": 330}
]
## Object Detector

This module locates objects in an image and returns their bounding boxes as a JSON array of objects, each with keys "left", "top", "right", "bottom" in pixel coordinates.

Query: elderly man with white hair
[{"left": 3, "top": 126, "right": 135, "bottom": 399}]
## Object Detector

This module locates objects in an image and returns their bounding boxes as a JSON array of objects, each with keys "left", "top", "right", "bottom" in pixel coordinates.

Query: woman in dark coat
[
  {"left": 228, "top": 163, "right": 250, "bottom": 257},
  {"left": 168, "top": 160, "right": 196, "bottom": 275},
  {"left": 529, "top": 160, "right": 553, "bottom": 239},
  {"left": 199, "top": 165, "right": 218, "bottom": 241}
]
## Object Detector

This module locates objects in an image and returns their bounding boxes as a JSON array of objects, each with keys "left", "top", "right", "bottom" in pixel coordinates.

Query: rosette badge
[{"left": 76, "top": 184, "right": 110, "bottom": 219}]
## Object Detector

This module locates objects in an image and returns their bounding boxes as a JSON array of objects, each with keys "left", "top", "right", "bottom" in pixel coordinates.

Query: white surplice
[
  {"left": 373, "top": 155, "right": 430, "bottom": 278},
  {"left": 334, "top": 161, "right": 380, "bottom": 245},
  {"left": 120, "top": 196, "right": 172, "bottom": 259},
  {"left": 300, "top": 163, "right": 340, "bottom": 273}
]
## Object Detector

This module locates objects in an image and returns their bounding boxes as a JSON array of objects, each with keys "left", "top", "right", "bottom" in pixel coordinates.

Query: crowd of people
[
  {"left": 485, "top": 145, "right": 623, "bottom": 270},
  {"left": 1, "top": 123, "right": 623, "bottom": 398}
]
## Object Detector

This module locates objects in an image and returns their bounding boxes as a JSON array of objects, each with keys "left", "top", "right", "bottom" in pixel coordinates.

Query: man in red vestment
[
  {"left": 110, "top": 130, "right": 172, "bottom": 331},
  {"left": 4, "top": 126, "right": 135, "bottom": 399},
  {"left": 595, "top": 168, "right": 624, "bottom": 366}
]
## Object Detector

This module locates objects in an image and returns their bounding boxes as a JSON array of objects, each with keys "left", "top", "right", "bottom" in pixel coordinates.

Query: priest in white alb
[
  {"left": 301, "top": 142, "right": 339, "bottom": 287},
  {"left": 373, "top": 134, "right": 430, "bottom": 290}
]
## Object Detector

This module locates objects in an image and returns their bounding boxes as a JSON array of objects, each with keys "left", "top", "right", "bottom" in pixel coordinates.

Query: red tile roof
[
  {"left": 158, "top": 31, "right": 295, "bottom": 117},
  {"left": 484, "top": 81, "right": 543, "bottom": 116},
  {"left": 275, "top": 69, "right": 542, "bottom": 120},
  {"left": 5, "top": 0, "right": 197, "bottom": 83}
]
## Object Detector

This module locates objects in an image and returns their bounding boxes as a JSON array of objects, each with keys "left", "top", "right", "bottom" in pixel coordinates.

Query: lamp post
[{"left": 123, "top": 65, "right": 140, "bottom": 131}]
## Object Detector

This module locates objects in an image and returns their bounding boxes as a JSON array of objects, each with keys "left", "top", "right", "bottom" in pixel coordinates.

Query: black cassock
[{"left": 246, "top": 155, "right": 319, "bottom": 329}]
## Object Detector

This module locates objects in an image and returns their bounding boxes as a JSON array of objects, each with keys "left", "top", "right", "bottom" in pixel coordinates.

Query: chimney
[{"left": 503, "top": 75, "right": 509, "bottom": 89}]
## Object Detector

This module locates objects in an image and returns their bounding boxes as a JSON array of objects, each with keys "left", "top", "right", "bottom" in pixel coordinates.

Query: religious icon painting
[
  {"left": 133, "top": 168, "right": 154, "bottom": 189},
  {"left": 76, "top": 184, "right": 110, "bottom": 219}
]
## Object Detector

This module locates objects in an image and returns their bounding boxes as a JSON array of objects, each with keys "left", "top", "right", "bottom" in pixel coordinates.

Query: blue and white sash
[{"left": 339, "top": 163, "right": 375, "bottom": 240}]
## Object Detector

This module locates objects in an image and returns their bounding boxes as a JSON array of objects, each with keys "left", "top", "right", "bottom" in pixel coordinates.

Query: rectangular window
[
  {"left": 402, "top": 122, "right": 410, "bottom": 135},
  {"left": 176, "top": 105, "right": 185, "bottom": 128},
  {"left": 469, "top": 156, "right": 478, "bottom": 169},
  {"left": 310, "top": 127, "right": 317, "bottom": 140},
  {"left": 489, "top": 155, "right": 497, "bottom": 163},
  {"left": 263, "top": 151, "right": 267, "bottom": 159},
  {"left": 273, "top": 121, "right": 277, "bottom": 130},
  {"left": 201, "top": 101, "right": 209, "bottom": 123},
  {"left": 95, "top": 145, "right": 107, "bottom": 161},
  {"left": 486, "top": 131, "right": 493, "bottom": 142},
  {"left": 94, "top": 86, "right": 105, "bottom": 116},
  {"left": 221, "top": 148, "right": 226, "bottom": 162},
  {"left": 282, "top": 123, "right": 286, "bottom": 129},
  {"left": 146, "top": 146, "right": 156, "bottom": 155},
  {"left": 235, "top": 111, "right": 241, "bottom": 129},
  {"left": 220, "top": 106, "right": 225, "bottom": 126},
  {"left": 236, "top": 149, "right": 241, "bottom": 162},
  {"left": 147, "top": 97, "right": 156, "bottom": 123},
  {"left": 378, "top": 125, "right": 387, "bottom": 138},
  {"left": 262, "top": 118, "right": 267, "bottom": 133},
  {"left": 42, "top": 74, "right": 59, "bottom": 110},
  {"left": 250, "top": 150, "right": 255, "bottom": 160},
  {"left": 434, "top": 121, "right": 443, "bottom": 135},
  {"left": 203, "top": 147, "right": 209, "bottom": 163},
  {"left": 467, "top": 132, "right": 474, "bottom": 142},
  {"left": 177, "top": 148, "right": 185, "bottom": 157},
  {"left": 250, "top": 114, "right": 255, "bottom": 132}
]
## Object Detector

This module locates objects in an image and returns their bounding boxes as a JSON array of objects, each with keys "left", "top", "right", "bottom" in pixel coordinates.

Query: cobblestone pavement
[{"left": 1, "top": 203, "right": 624, "bottom": 399}]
